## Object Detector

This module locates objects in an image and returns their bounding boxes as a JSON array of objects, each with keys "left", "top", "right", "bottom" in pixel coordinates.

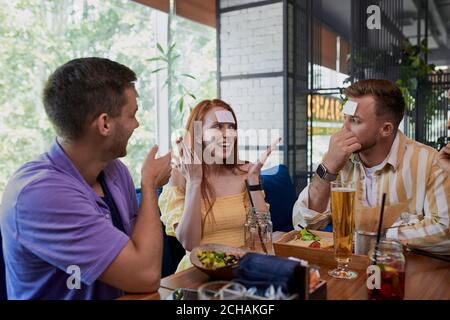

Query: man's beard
[
  {"left": 111, "top": 142, "right": 127, "bottom": 158},
  {"left": 111, "top": 126, "right": 130, "bottom": 158},
  {"left": 357, "top": 138, "right": 377, "bottom": 154}
]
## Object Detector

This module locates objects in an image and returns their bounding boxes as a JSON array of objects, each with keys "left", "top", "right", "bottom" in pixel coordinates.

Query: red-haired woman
[{"left": 159, "top": 99, "right": 279, "bottom": 272}]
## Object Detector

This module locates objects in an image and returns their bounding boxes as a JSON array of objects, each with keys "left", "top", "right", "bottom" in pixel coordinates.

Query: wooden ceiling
[{"left": 133, "top": 0, "right": 216, "bottom": 28}]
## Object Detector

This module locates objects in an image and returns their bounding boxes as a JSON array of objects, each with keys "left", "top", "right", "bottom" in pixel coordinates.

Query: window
[
  {"left": 308, "top": 24, "right": 350, "bottom": 172},
  {"left": 170, "top": 14, "right": 217, "bottom": 132},
  {"left": 0, "top": 0, "right": 217, "bottom": 193}
]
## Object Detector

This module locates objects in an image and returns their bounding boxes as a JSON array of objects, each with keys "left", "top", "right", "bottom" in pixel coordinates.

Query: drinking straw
[
  {"left": 405, "top": 245, "right": 450, "bottom": 263},
  {"left": 245, "top": 180, "right": 268, "bottom": 254},
  {"left": 373, "top": 193, "right": 386, "bottom": 265}
]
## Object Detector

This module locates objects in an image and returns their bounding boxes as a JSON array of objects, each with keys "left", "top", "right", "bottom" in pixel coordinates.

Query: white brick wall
[
  {"left": 221, "top": 77, "right": 284, "bottom": 130},
  {"left": 220, "top": 3, "right": 283, "bottom": 76},
  {"left": 220, "top": 0, "right": 268, "bottom": 9},
  {"left": 219, "top": 0, "right": 287, "bottom": 166}
]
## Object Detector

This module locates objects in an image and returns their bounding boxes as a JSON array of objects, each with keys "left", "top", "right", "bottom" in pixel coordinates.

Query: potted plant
[
  {"left": 147, "top": 42, "right": 197, "bottom": 129},
  {"left": 396, "top": 39, "right": 443, "bottom": 145}
]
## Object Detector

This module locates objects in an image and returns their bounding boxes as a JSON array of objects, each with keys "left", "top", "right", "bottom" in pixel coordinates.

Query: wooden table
[
  {"left": 119, "top": 232, "right": 450, "bottom": 300},
  {"left": 117, "top": 287, "right": 174, "bottom": 300}
]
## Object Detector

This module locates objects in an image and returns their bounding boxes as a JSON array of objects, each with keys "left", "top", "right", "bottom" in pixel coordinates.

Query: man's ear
[
  {"left": 380, "top": 121, "right": 395, "bottom": 138},
  {"left": 96, "top": 113, "right": 111, "bottom": 136}
]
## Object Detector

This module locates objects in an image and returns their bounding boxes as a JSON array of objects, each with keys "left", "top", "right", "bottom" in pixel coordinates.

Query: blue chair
[
  {"left": 0, "top": 230, "right": 7, "bottom": 300},
  {"left": 261, "top": 164, "right": 296, "bottom": 232}
]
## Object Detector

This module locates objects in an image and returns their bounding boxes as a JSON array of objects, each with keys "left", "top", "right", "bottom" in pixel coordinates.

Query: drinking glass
[
  {"left": 368, "top": 239, "right": 406, "bottom": 300},
  {"left": 328, "top": 180, "right": 358, "bottom": 279},
  {"left": 244, "top": 208, "right": 275, "bottom": 255},
  {"left": 197, "top": 281, "right": 247, "bottom": 300}
]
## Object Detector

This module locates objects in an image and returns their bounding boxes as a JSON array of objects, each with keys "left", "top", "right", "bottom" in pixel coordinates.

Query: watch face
[{"left": 316, "top": 164, "right": 325, "bottom": 177}]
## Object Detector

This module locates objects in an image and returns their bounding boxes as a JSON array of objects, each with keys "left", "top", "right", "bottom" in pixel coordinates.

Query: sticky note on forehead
[
  {"left": 342, "top": 100, "right": 358, "bottom": 116},
  {"left": 215, "top": 111, "right": 235, "bottom": 124}
]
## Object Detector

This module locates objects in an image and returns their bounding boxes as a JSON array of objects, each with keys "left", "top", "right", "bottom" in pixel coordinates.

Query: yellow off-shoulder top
[{"left": 159, "top": 186, "right": 266, "bottom": 273}]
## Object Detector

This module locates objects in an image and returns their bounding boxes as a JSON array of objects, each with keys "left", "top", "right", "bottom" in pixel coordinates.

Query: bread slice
[
  {"left": 290, "top": 238, "right": 333, "bottom": 249},
  {"left": 289, "top": 231, "right": 334, "bottom": 249}
]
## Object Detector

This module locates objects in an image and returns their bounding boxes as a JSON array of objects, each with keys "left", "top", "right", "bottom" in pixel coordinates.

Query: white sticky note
[
  {"left": 215, "top": 111, "right": 235, "bottom": 124},
  {"left": 342, "top": 100, "right": 358, "bottom": 116}
]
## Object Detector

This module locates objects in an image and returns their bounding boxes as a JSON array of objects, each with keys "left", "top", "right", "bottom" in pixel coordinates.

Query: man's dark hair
[
  {"left": 43, "top": 57, "right": 137, "bottom": 141},
  {"left": 344, "top": 79, "right": 405, "bottom": 128}
]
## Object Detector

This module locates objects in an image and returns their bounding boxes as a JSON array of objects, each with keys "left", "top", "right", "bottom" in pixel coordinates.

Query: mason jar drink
[
  {"left": 368, "top": 239, "right": 406, "bottom": 300},
  {"left": 244, "top": 208, "right": 274, "bottom": 255}
]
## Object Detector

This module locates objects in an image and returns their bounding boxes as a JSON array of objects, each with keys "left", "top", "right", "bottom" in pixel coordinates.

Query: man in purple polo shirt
[{"left": 0, "top": 57, "right": 172, "bottom": 299}]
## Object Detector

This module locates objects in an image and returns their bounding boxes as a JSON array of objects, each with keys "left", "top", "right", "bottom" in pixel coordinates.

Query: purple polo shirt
[{"left": 0, "top": 140, "right": 139, "bottom": 299}]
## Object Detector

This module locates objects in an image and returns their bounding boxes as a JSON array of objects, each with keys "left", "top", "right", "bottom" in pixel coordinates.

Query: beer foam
[{"left": 331, "top": 187, "right": 355, "bottom": 192}]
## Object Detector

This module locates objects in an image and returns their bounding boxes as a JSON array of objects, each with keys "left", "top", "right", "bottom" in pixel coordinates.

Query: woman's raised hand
[
  {"left": 174, "top": 137, "right": 203, "bottom": 185},
  {"left": 247, "top": 137, "right": 282, "bottom": 184}
]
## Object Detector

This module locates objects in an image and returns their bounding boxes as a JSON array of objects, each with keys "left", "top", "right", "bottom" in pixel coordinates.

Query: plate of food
[
  {"left": 190, "top": 243, "right": 247, "bottom": 280},
  {"left": 290, "top": 229, "right": 334, "bottom": 249}
]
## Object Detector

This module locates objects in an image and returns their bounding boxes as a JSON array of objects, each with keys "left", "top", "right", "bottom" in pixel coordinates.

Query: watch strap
[{"left": 246, "top": 180, "right": 263, "bottom": 191}]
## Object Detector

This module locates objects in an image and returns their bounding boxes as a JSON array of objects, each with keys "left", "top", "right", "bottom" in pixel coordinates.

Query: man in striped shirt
[{"left": 292, "top": 79, "right": 450, "bottom": 254}]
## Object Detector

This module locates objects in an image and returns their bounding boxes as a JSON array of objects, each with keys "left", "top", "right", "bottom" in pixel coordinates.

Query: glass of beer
[{"left": 328, "top": 180, "right": 358, "bottom": 279}]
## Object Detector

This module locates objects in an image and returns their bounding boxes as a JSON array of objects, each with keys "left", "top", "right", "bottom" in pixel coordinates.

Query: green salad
[
  {"left": 298, "top": 229, "right": 321, "bottom": 241},
  {"left": 197, "top": 250, "right": 240, "bottom": 269}
]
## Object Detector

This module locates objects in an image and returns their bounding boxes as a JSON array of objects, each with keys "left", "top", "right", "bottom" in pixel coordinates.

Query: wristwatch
[{"left": 316, "top": 163, "right": 338, "bottom": 181}]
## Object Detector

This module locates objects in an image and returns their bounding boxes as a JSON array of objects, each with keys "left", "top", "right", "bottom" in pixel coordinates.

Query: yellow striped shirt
[{"left": 292, "top": 131, "right": 450, "bottom": 254}]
